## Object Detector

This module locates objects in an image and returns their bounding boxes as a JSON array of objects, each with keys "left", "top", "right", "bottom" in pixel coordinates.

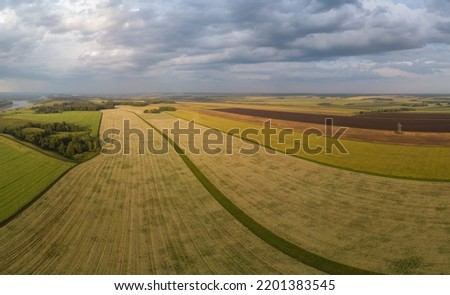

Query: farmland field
[
  {"left": 0, "top": 136, "right": 75, "bottom": 223},
  {"left": 139, "top": 109, "right": 450, "bottom": 274},
  {"left": 171, "top": 108, "right": 450, "bottom": 181},
  {"left": 184, "top": 106, "right": 450, "bottom": 146},
  {"left": 178, "top": 95, "right": 450, "bottom": 115},
  {"left": 2, "top": 110, "right": 102, "bottom": 137},
  {"left": 0, "top": 109, "right": 320, "bottom": 274},
  {"left": 0, "top": 107, "right": 103, "bottom": 223},
  {"left": 1, "top": 96, "right": 450, "bottom": 275},
  {"left": 216, "top": 107, "right": 450, "bottom": 132}
]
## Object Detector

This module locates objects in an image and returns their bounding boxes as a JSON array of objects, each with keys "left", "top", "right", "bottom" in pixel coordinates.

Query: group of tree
[
  {"left": 358, "top": 108, "right": 416, "bottom": 116},
  {"left": 361, "top": 97, "right": 394, "bottom": 102},
  {"left": 1, "top": 122, "right": 99, "bottom": 160},
  {"left": 401, "top": 102, "right": 429, "bottom": 108},
  {"left": 33, "top": 100, "right": 177, "bottom": 114},
  {"left": 144, "top": 106, "right": 177, "bottom": 114},
  {"left": 32, "top": 101, "right": 114, "bottom": 113}
]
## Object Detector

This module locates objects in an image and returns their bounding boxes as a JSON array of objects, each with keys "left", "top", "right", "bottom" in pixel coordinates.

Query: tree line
[
  {"left": 1, "top": 122, "right": 99, "bottom": 160},
  {"left": 32, "top": 102, "right": 115, "bottom": 113},
  {"left": 33, "top": 100, "right": 176, "bottom": 114},
  {"left": 144, "top": 106, "right": 177, "bottom": 113},
  {"left": 358, "top": 108, "right": 416, "bottom": 116}
]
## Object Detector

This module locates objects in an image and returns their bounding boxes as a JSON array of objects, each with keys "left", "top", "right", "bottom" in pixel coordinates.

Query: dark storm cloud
[
  {"left": 1, "top": 0, "right": 450, "bottom": 92},
  {"left": 310, "top": 0, "right": 361, "bottom": 12},
  {"left": 0, "top": 0, "right": 34, "bottom": 9},
  {"left": 89, "top": 0, "right": 445, "bottom": 70},
  {"left": 426, "top": 0, "right": 450, "bottom": 13}
]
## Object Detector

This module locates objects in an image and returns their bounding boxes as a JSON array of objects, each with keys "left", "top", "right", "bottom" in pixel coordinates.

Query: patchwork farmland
[
  {"left": 172, "top": 108, "right": 450, "bottom": 180},
  {"left": 0, "top": 109, "right": 320, "bottom": 274},
  {"left": 1, "top": 95, "right": 449, "bottom": 274},
  {"left": 139, "top": 109, "right": 450, "bottom": 274},
  {"left": 216, "top": 107, "right": 450, "bottom": 132}
]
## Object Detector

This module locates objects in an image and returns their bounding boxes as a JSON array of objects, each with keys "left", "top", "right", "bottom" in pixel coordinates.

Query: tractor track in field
[
  {"left": 133, "top": 111, "right": 380, "bottom": 275},
  {"left": 2, "top": 109, "right": 321, "bottom": 274},
  {"left": 145, "top": 112, "right": 450, "bottom": 274}
]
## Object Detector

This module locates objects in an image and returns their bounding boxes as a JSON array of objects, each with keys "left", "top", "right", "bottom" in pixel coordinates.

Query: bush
[
  {"left": 159, "top": 106, "right": 177, "bottom": 112},
  {"left": 144, "top": 106, "right": 177, "bottom": 114},
  {"left": 144, "top": 109, "right": 161, "bottom": 114}
]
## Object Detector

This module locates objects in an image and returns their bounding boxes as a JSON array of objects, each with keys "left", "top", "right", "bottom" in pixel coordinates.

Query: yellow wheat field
[
  {"left": 0, "top": 109, "right": 320, "bottom": 274},
  {"left": 141, "top": 109, "right": 450, "bottom": 274}
]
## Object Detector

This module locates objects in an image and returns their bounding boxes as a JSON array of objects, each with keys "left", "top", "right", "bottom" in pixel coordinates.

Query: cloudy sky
[{"left": 1, "top": 0, "right": 450, "bottom": 94}]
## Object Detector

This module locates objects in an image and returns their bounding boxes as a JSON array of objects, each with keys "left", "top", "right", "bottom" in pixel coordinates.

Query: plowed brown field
[{"left": 217, "top": 108, "right": 450, "bottom": 133}]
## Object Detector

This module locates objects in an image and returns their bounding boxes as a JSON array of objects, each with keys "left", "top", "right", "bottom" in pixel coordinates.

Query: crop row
[{"left": 144, "top": 111, "right": 450, "bottom": 274}]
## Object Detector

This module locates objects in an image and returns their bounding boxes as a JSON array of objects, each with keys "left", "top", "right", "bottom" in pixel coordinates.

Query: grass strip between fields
[
  {"left": 0, "top": 134, "right": 77, "bottom": 163},
  {"left": 0, "top": 112, "right": 103, "bottom": 226},
  {"left": 134, "top": 112, "right": 381, "bottom": 275}
]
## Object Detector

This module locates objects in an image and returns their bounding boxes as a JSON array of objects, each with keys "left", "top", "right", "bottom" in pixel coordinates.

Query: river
[
  {"left": 11, "top": 100, "right": 32, "bottom": 109},
  {"left": 0, "top": 100, "right": 33, "bottom": 110}
]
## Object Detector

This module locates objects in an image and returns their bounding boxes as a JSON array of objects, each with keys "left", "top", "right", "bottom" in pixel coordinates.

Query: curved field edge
[
  {"left": 170, "top": 110, "right": 450, "bottom": 182},
  {"left": 0, "top": 112, "right": 103, "bottom": 225},
  {"left": 1, "top": 134, "right": 76, "bottom": 162},
  {"left": 144, "top": 113, "right": 450, "bottom": 274},
  {"left": 0, "top": 136, "right": 76, "bottom": 225},
  {"left": 1, "top": 109, "right": 322, "bottom": 274},
  {"left": 134, "top": 112, "right": 379, "bottom": 275}
]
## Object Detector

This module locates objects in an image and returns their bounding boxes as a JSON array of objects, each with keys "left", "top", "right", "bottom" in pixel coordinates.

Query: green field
[
  {"left": 202, "top": 95, "right": 450, "bottom": 115},
  {"left": 0, "top": 136, "right": 75, "bottom": 223},
  {"left": 172, "top": 109, "right": 450, "bottom": 181},
  {"left": 0, "top": 106, "right": 101, "bottom": 223},
  {"left": 2, "top": 110, "right": 102, "bottom": 137}
]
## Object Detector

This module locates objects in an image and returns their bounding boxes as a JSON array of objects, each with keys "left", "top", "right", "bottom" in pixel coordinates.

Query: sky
[{"left": 1, "top": 0, "right": 450, "bottom": 94}]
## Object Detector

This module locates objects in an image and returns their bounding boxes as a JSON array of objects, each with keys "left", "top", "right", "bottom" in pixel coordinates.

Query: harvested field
[
  {"left": 217, "top": 107, "right": 450, "bottom": 133},
  {"left": 143, "top": 112, "right": 450, "bottom": 274},
  {"left": 0, "top": 109, "right": 320, "bottom": 274},
  {"left": 135, "top": 111, "right": 375, "bottom": 274}
]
